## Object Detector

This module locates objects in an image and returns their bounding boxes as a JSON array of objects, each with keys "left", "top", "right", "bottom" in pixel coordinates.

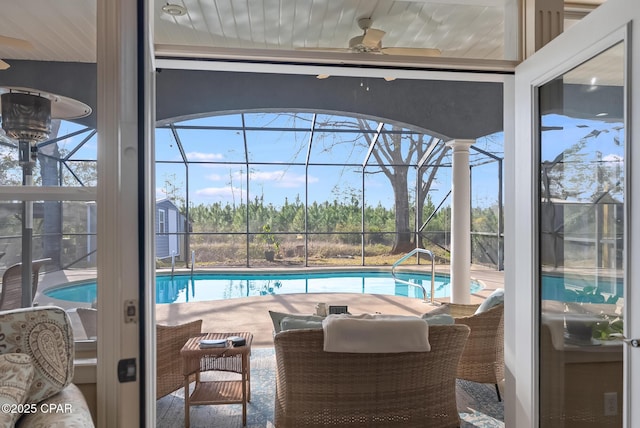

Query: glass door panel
[{"left": 538, "top": 42, "right": 625, "bottom": 427}]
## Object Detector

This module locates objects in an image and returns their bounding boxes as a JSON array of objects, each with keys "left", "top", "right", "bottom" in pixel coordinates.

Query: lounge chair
[{"left": 0, "top": 258, "right": 52, "bottom": 310}]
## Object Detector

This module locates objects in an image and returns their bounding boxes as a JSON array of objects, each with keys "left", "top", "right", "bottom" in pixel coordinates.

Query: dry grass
[{"left": 158, "top": 238, "right": 451, "bottom": 269}]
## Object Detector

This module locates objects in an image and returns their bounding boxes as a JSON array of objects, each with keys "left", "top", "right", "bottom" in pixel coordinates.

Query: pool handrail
[
  {"left": 171, "top": 253, "right": 175, "bottom": 278},
  {"left": 391, "top": 248, "right": 436, "bottom": 304}
]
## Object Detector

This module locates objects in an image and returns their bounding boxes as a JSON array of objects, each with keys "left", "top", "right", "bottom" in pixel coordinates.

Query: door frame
[{"left": 508, "top": 0, "right": 639, "bottom": 426}]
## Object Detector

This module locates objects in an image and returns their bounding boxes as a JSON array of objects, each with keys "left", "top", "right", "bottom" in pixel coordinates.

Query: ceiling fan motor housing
[{"left": 357, "top": 18, "right": 373, "bottom": 30}]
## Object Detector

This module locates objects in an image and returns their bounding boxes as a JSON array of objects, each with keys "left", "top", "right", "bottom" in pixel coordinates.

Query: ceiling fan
[
  {"left": 299, "top": 18, "right": 441, "bottom": 58},
  {"left": 0, "top": 34, "right": 34, "bottom": 70}
]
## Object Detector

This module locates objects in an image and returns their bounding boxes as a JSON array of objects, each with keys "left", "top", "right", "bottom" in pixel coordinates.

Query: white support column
[
  {"left": 97, "top": 0, "right": 141, "bottom": 426},
  {"left": 446, "top": 139, "right": 474, "bottom": 304}
]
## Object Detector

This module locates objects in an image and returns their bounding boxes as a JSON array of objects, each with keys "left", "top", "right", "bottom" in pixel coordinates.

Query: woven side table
[{"left": 180, "top": 332, "right": 253, "bottom": 427}]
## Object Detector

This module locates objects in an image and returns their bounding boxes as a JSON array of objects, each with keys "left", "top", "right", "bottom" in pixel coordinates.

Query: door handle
[
  {"left": 622, "top": 337, "right": 639, "bottom": 348},
  {"left": 614, "top": 334, "right": 640, "bottom": 347}
]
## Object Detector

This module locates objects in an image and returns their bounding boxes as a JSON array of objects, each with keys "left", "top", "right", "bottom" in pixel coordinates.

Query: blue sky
[
  {"left": 52, "top": 110, "right": 620, "bottom": 211},
  {"left": 541, "top": 113, "right": 625, "bottom": 203},
  {"left": 1, "top": 106, "right": 623, "bottom": 224},
  {"left": 11, "top": 113, "right": 504, "bottom": 210},
  {"left": 154, "top": 112, "right": 505, "bottom": 210}
]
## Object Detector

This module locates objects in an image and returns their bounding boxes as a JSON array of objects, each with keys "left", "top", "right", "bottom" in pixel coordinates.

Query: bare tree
[
  {"left": 256, "top": 112, "right": 451, "bottom": 254},
  {"left": 357, "top": 119, "right": 448, "bottom": 253},
  {"left": 38, "top": 120, "right": 62, "bottom": 268}
]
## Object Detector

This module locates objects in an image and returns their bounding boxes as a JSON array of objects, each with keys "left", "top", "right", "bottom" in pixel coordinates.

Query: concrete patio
[{"left": 35, "top": 264, "right": 504, "bottom": 346}]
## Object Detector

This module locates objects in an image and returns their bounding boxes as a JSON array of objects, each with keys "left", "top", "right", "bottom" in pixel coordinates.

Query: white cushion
[
  {"left": 268, "top": 311, "right": 324, "bottom": 333},
  {"left": 422, "top": 304, "right": 451, "bottom": 316},
  {"left": 475, "top": 288, "right": 504, "bottom": 314},
  {"left": 322, "top": 314, "right": 430, "bottom": 353},
  {"left": 421, "top": 313, "right": 455, "bottom": 325},
  {"left": 280, "top": 317, "right": 323, "bottom": 331}
]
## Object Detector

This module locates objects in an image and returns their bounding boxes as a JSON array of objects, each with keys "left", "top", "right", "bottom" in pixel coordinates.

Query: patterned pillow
[
  {"left": 0, "top": 306, "right": 75, "bottom": 404},
  {"left": 0, "top": 353, "right": 35, "bottom": 427}
]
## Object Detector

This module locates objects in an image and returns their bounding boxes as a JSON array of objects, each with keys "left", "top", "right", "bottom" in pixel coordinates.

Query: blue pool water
[
  {"left": 45, "top": 271, "right": 482, "bottom": 304},
  {"left": 541, "top": 273, "right": 623, "bottom": 303}
]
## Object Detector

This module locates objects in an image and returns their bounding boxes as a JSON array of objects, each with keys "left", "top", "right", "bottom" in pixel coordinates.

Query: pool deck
[{"left": 35, "top": 265, "right": 504, "bottom": 347}]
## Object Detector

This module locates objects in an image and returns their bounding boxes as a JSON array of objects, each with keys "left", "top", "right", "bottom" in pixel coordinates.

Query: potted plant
[{"left": 260, "top": 224, "right": 280, "bottom": 261}]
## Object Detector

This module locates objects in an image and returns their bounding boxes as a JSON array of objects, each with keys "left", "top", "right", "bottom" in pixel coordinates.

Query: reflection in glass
[{"left": 538, "top": 42, "right": 624, "bottom": 427}]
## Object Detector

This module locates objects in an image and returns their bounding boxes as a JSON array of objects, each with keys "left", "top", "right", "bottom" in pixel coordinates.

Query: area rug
[{"left": 156, "top": 348, "right": 504, "bottom": 428}]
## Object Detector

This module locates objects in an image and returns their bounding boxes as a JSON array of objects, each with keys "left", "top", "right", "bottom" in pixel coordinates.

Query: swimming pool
[
  {"left": 44, "top": 270, "right": 483, "bottom": 304},
  {"left": 541, "top": 273, "right": 623, "bottom": 303}
]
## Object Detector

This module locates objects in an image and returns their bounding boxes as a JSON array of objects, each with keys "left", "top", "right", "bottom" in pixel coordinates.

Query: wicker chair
[
  {"left": 273, "top": 324, "right": 470, "bottom": 428},
  {"left": 156, "top": 319, "right": 203, "bottom": 400},
  {"left": 448, "top": 302, "right": 504, "bottom": 401},
  {"left": 0, "top": 258, "right": 51, "bottom": 310}
]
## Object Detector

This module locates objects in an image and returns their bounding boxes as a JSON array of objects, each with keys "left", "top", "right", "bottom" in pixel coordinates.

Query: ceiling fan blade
[
  {"left": 0, "top": 35, "right": 33, "bottom": 50},
  {"left": 381, "top": 47, "right": 441, "bottom": 57},
  {"left": 362, "top": 28, "right": 385, "bottom": 48},
  {"left": 0, "top": 59, "right": 10, "bottom": 70}
]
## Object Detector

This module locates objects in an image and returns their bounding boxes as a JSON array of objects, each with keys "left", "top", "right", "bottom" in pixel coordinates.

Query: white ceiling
[
  {"left": 0, "top": 0, "right": 604, "bottom": 68},
  {"left": 0, "top": 0, "right": 96, "bottom": 64},
  {"left": 154, "top": 0, "right": 506, "bottom": 59}
]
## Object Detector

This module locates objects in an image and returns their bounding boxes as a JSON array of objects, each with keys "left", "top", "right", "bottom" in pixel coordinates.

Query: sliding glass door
[
  {"left": 512, "top": 1, "right": 640, "bottom": 426},
  {"left": 537, "top": 42, "right": 625, "bottom": 428}
]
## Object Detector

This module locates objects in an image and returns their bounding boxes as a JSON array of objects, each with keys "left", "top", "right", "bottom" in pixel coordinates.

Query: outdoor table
[{"left": 180, "top": 331, "right": 253, "bottom": 427}]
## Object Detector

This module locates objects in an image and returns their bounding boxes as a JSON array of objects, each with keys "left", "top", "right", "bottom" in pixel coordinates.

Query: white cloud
[
  {"left": 250, "top": 170, "right": 286, "bottom": 181},
  {"left": 195, "top": 186, "right": 244, "bottom": 200},
  {"left": 187, "top": 152, "right": 224, "bottom": 161},
  {"left": 602, "top": 154, "right": 623, "bottom": 163},
  {"left": 243, "top": 170, "right": 318, "bottom": 188},
  {"left": 205, "top": 173, "right": 224, "bottom": 181}
]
